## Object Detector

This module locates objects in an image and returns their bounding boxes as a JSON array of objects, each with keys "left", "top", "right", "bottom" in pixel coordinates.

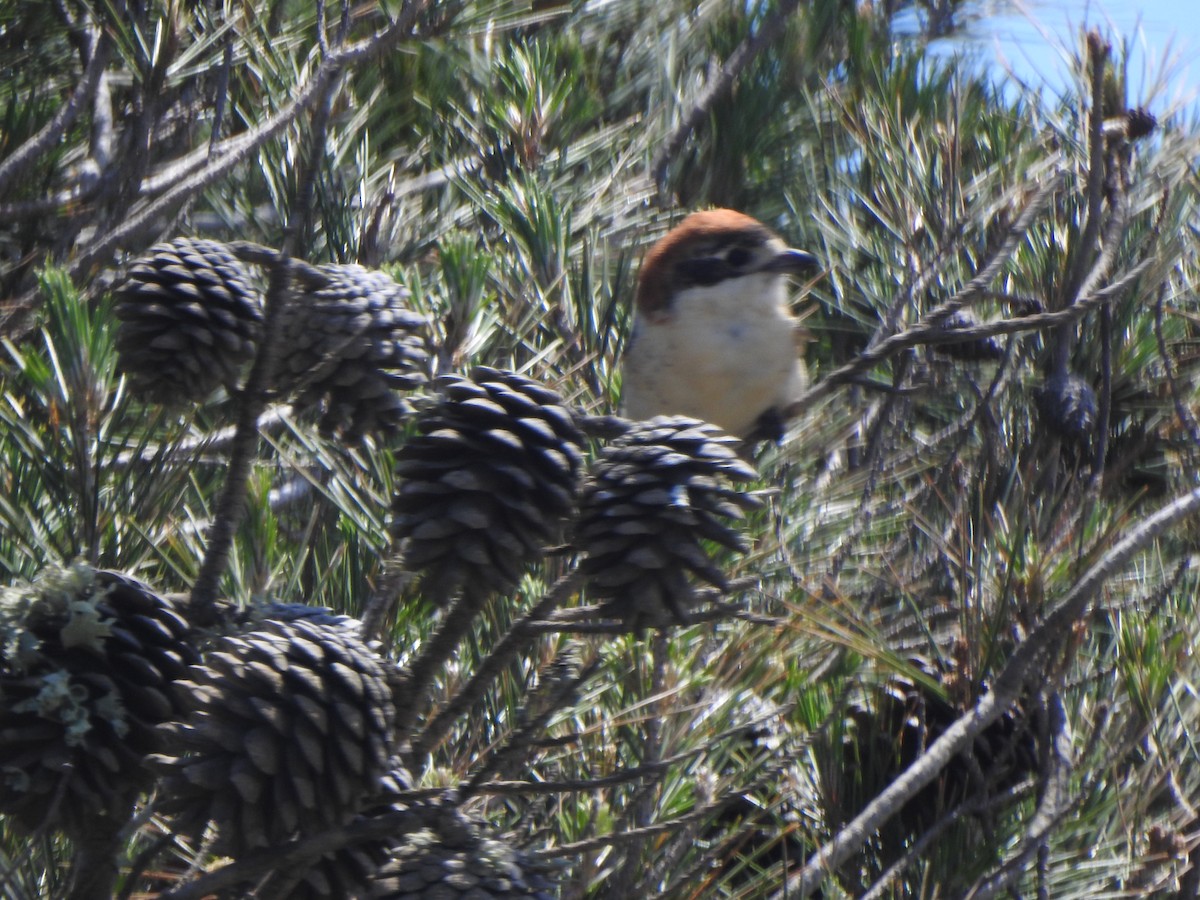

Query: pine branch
[
  {"left": 471, "top": 708, "right": 786, "bottom": 798},
  {"left": 0, "top": 1, "right": 432, "bottom": 338},
  {"left": 611, "top": 630, "right": 669, "bottom": 891},
  {"left": 531, "top": 783, "right": 767, "bottom": 861},
  {"left": 395, "top": 589, "right": 494, "bottom": 735},
  {"left": 858, "top": 781, "right": 1036, "bottom": 900},
  {"left": 64, "top": 827, "right": 122, "bottom": 900},
  {"left": 156, "top": 808, "right": 427, "bottom": 900},
  {"left": 965, "top": 694, "right": 1074, "bottom": 900},
  {"left": 461, "top": 656, "right": 599, "bottom": 797},
  {"left": 0, "top": 26, "right": 110, "bottom": 197},
  {"left": 111, "top": 406, "right": 292, "bottom": 470},
  {"left": 188, "top": 45, "right": 346, "bottom": 612},
  {"left": 651, "top": 0, "right": 804, "bottom": 194},
  {"left": 411, "top": 570, "right": 583, "bottom": 759},
  {"left": 788, "top": 255, "right": 1151, "bottom": 417},
  {"left": 777, "top": 483, "right": 1200, "bottom": 898}
]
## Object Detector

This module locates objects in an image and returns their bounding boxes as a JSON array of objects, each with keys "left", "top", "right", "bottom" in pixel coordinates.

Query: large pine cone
[
  {"left": 272, "top": 763, "right": 415, "bottom": 900},
  {"left": 575, "top": 416, "right": 761, "bottom": 628},
  {"left": 372, "top": 811, "right": 555, "bottom": 899},
  {"left": 277, "top": 264, "right": 430, "bottom": 440},
  {"left": 114, "top": 237, "right": 262, "bottom": 403},
  {"left": 154, "top": 616, "right": 398, "bottom": 855},
  {"left": 0, "top": 566, "right": 196, "bottom": 835},
  {"left": 391, "top": 368, "right": 584, "bottom": 605}
]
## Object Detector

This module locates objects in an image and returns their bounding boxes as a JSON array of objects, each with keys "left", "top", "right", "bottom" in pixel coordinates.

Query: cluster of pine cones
[
  {"left": 0, "top": 566, "right": 554, "bottom": 897},
  {"left": 112, "top": 237, "right": 768, "bottom": 626},
  {"left": 0, "top": 240, "right": 786, "bottom": 894},
  {"left": 0, "top": 375, "right": 764, "bottom": 888},
  {"left": 390, "top": 368, "right": 762, "bottom": 626},
  {"left": 113, "top": 237, "right": 430, "bottom": 440}
]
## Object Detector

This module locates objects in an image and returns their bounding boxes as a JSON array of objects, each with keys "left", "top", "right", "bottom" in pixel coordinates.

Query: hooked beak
[{"left": 762, "top": 247, "right": 820, "bottom": 275}]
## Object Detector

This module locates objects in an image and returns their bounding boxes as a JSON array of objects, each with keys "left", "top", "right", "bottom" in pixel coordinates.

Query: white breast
[{"left": 622, "top": 274, "right": 806, "bottom": 437}]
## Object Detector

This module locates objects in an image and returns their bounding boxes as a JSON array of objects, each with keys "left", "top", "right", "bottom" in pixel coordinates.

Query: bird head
[{"left": 634, "top": 209, "right": 818, "bottom": 323}]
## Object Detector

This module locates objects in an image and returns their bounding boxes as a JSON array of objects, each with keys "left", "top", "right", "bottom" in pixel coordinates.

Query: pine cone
[
  {"left": 281, "top": 763, "right": 415, "bottom": 900},
  {"left": 114, "top": 237, "right": 262, "bottom": 403},
  {"left": 372, "top": 811, "right": 555, "bottom": 899},
  {"left": 931, "top": 309, "right": 1003, "bottom": 361},
  {"left": 391, "top": 368, "right": 584, "bottom": 604},
  {"left": 1035, "top": 371, "right": 1097, "bottom": 446},
  {"left": 154, "top": 616, "right": 398, "bottom": 855},
  {"left": 242, "top": 600, "right": 366, "bottom": 634},
  {"left": 277, "top": 264, "right": 430, "bottom": 440},
  {"left": 843, "top": 658, "right": 1037, "bottom": 836},
  {"left": 575, "top": 416, "right": 761, "bottom": 628},
  {"left": 0, "top": 566, "right": 196, "bottom": 835}
]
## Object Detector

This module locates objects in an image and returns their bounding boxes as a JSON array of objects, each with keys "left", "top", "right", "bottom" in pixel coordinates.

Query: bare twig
[
  {"left": 467, "top": 707, "right": 790, "bottom": 804},
  {"left": 1061, "top": 32, "right": 1111, "bottom": 314},
  {"left": 532, "top": 789, "right": 754, "bottom": 860},
  {"left": 786, "top": 255, "right": 1151, "bottom": 418},
  {"left": 0, "top": 26, "right": 110, "bottom": 197},
  {"left": 1154, "top": 283, "right": 1200, "bottom": 451},
  {"left": 822, "top": 358, "right": 908, "bottom": 593},
  {"left": 777, "top": 169, "right": 1063, "bottom": 421},
  {"left": 208, "top": 37, "right": 235, "bottom": 159},
  {"left": 188, "top": 50, "right": 345, "bottom": 612},
  {"left": 1077, "top": 149, "right": 1134, "bottom": 474},
  {"left": 411, "top": 570, "right": 583, "bottom": 758},
  {"left": 1052, "top": 35, "right": 1123, "bottom": 385},
  {"left": 471, "top": 766, "right": 676, "bottom": 798}
]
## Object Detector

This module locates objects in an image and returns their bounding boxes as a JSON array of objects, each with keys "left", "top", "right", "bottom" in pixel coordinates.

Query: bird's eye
[
  {"left": 682, "top": 257, "right": 727, "bottom": 286},
  {"left": 726, "top": 246, "right": 752, "bottom": 268}
]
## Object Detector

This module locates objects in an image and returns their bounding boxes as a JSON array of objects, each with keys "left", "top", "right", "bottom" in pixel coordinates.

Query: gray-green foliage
[{"left": 3, "top": 0, "right": 1200, "bottom": 897}]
